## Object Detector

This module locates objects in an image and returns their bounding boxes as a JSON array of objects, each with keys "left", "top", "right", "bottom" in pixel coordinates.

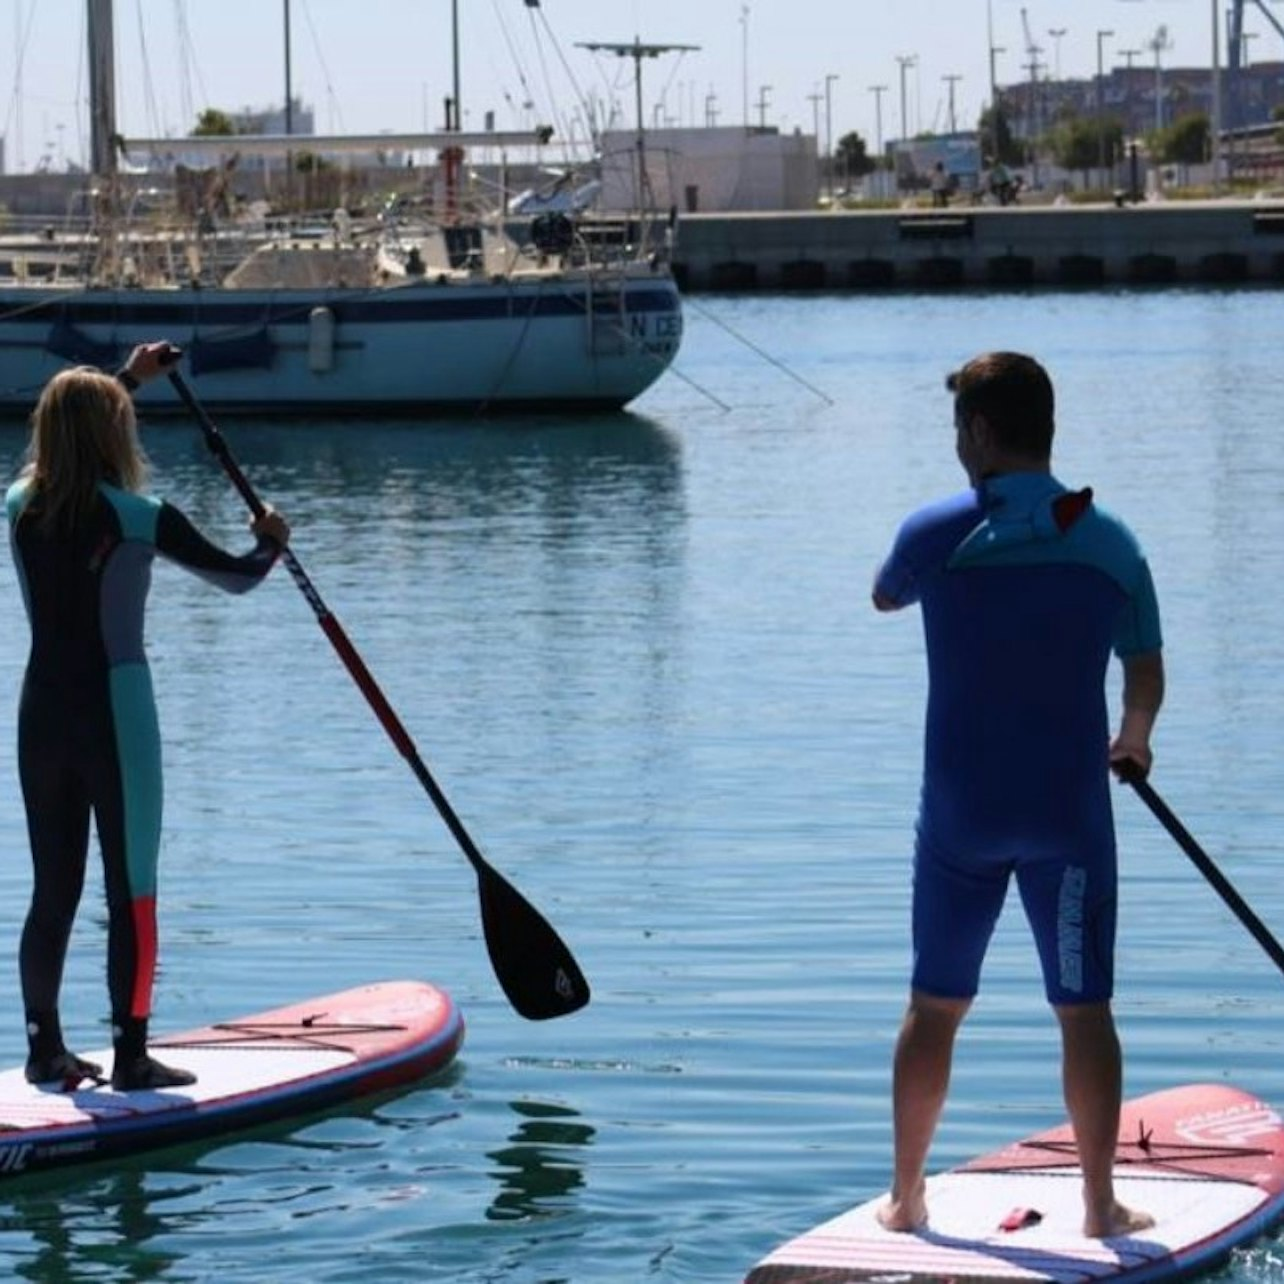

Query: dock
[{"left": 670, "top": 201, "right": 1284, "bottom": 291}]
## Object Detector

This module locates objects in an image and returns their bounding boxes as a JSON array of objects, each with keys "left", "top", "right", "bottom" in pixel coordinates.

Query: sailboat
[{"left": 0, "top": 0, "right": 683, "bottom": 416}]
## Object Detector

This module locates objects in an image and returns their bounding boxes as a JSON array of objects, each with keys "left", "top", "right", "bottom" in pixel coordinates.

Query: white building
[{"left": 598, "top": 126, "right": 819, "bottom": 213}]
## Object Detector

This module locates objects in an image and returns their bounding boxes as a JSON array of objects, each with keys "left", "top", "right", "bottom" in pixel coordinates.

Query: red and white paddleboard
[
  {"left": 0, "top": 979, "right": 463, "bottom": 1180},
  {"left": 747, "top": 1083, "right": 1284, "bottom": 1284}
]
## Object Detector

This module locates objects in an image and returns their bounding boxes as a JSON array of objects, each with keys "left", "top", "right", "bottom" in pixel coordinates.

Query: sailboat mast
[
  {"left": 284, "top": 0, "right": 294, "bottom": 136},
  {"left": 452, "top": 0, "right": 461, "bottom": 127},
  {"left": 87, "top": 0, "right": 117, "bottom": 178}
]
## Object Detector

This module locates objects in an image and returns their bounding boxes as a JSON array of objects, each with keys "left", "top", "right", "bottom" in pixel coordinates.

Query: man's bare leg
[
  {"left": 877, "top": 991, "right": 970, "bottom": 1232},
  {"left": 1054, "top": 1001, "right": 1154, "bottom": 1238}
]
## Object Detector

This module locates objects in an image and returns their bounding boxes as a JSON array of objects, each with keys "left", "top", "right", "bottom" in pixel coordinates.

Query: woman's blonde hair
[{"left": 22, "top": 366, "right": 148, "bottom": 531}]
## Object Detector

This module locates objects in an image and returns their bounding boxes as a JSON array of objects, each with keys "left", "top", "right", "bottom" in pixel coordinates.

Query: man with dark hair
[{"left": 872, "top": 351, "right": 1164, "bottom": 1239}]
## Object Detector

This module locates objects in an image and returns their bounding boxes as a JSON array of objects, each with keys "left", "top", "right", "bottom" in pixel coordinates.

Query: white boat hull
[{"left": 0, "top": 268, "right": 683, "bottom": 415}]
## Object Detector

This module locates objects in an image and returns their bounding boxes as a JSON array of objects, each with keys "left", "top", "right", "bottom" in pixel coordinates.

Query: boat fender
[{"left": 308, "top": 306, "right": 336, "bottom": 373}]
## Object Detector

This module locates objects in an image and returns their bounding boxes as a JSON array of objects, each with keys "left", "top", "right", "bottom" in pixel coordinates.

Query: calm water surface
[{"left": 0, "top": 288, "right": 1282, "bottom": 1282}]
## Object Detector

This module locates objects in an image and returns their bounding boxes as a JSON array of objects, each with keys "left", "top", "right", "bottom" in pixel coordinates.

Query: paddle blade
[{"left": 477, "top": 865, "right": 590, "bottom": 1020}]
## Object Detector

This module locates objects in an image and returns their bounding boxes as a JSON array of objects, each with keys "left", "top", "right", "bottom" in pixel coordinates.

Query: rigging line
[
  {"left": 1, "top": 0, "right": 41, "bottom": 160},
  {"left": 532, "top": 7, "right": 600, "bottom": 149},
  {"left": 684, "top": 297, "right": 836, "bottom": 406},
  {"left": 656, "top": 52, "right": 693, "bottom": 126},
  {"left": 659, "top": 359, "right": 732, "bottom": 413},
  {"left": 72, "top": 4, "right": 87, "bottom": 172},
  {"left": 525, "top": 8, "right": 575, "bottom": 163},
  {"left": 174, "top": 0, "right": 196, "bottom": 132},
  {"left": 134, "top": 0, "right": 163, "bottom": 140},
  {"left": 545, "top": 267, "right": 730, "bottom": 412},
  {"left": 489, "top": 0, "right": 540, "bottom": 128},
  {"left": 173, "top": 1, "right": 211, "bottom": 133},
  {"left": 300, "top": 0, "right": 344, "bottom": 134}
]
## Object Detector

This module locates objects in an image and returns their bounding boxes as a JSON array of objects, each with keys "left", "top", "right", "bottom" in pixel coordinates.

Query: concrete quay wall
[{"left": 669, "top": 203, "right": 1284, "bottom": 291}]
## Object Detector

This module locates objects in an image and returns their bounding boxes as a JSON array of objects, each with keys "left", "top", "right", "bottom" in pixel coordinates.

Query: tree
[
  {"left": 1155, "top": 112, "right": 1208, "bottom": 165},
  {"left": 192, "top": 108, "right": 237, "bottom": 137},
  {"left": 978, "top": 103, "right": 1022, "bottom": 166},
  {"left": 836, "top": 130, "right": 875, "bottom": 177},
  {"left": 1049, "top": 115, "right": 1123, "bottom": 176}
]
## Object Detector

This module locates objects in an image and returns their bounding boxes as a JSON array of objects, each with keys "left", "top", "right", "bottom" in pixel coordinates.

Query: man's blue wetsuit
[
  {"left": 7, "top": 477, "right": 279, "bottom": 1035},
  {"left": 874, "top": 472, "right": 1162, "bottom": 1005}
]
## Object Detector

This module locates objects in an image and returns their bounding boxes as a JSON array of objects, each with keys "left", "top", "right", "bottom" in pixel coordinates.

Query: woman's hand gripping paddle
[{"left": 168, "top": 370, "right": 590, "bottom": 1020}]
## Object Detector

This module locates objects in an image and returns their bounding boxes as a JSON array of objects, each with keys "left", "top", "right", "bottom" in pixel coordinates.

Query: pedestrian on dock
[
  {"left": 871, "top": 350, "right": 1165, "bottom": 1239},
  {"left": 6, "top": 343, "right": 290, "bottom": 1092},
  {"left": 930, "top": 162, "right": 951, "bottom": 209}
]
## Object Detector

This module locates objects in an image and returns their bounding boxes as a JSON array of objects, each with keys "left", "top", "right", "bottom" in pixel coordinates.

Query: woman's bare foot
[
  {"left": 1084, "top": 1200, "right": 1155, "bottom": 1239},
  {"left": 877, "top": 1186, "right": 928, "bottom": 1232}
]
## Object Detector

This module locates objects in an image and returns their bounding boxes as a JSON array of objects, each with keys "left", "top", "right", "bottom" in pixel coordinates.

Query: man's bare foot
[
  {"left": 1084, "top": 1201, "right": 1155, "bottom": 1239},
  {"left": 877, "top": 1190, "right": 928, "bottom": 1232}
]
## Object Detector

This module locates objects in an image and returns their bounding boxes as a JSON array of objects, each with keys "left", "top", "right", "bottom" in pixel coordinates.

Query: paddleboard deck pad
[
  {"left": 747, "top": 1083, "right": 1284, "bottom": 1284},
  {"left": 0, "top": 979, "right": 463, "bottom": 1180}
]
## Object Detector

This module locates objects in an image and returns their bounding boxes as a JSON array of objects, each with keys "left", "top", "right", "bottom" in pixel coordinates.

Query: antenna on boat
[{"left": 575, "top": 37, "right": 699, "bottom": 211}]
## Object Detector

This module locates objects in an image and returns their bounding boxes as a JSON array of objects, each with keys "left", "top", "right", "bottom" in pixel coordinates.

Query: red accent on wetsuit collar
[{"left": 1051, "top": 487, "right": 1093, "bottom": 532}]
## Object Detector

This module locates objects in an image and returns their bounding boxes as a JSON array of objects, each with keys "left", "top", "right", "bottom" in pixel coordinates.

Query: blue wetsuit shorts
[{"left": 911, "top": 827, "right": 1118, "bottom": 1005}]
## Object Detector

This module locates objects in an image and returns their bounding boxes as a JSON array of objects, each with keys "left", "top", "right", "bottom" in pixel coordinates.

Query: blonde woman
[{"left": 6, "top": 343, "right": 289, "bottom": 1092}]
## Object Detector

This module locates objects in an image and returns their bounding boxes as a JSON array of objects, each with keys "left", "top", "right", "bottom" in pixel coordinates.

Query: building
[
  {"left": 597, "top": 126, "right": 819, "bottom": 213},
  {"left": 1001, "top": 60, "right": 1284, "bottom": 140}
]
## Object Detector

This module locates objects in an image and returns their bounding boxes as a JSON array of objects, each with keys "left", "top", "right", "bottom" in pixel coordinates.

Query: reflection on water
[
  {"left": 0, "top": 1167, "right": 187, "bottom": 1283},
  {"left": 486, "top": 1100, "right": 595, "bottom": 1222},
  {"left": 3, "top": 290, "right": 1284, "bottom": 1282}
]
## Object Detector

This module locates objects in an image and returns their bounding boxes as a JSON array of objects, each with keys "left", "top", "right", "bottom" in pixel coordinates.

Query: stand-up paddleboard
[
  {"left": 0, "top": 979, "right": 463, "bottom": 1180},
  {"left": 747, "top": 1083, "right": 1284, "bottom": 1284}
]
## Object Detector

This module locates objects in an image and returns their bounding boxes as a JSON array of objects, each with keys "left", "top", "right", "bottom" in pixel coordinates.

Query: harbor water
[{"left": 1, "top": 286, "right": 1282, "bottom": 1281}]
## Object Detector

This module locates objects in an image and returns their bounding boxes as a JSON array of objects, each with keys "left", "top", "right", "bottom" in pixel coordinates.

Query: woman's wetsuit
[{"left": 6, "top": 477, "right": 279, "bottom": 1038}]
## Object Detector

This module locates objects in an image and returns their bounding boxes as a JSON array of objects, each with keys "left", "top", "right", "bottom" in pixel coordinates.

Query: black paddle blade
[{"left": 477, "top": 866, "right": 590, "bottom": 1020}]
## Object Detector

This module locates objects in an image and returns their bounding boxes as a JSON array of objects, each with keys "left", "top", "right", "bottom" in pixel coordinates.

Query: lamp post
[
  {"left": 1096, "top": 28, "right": 1114, "bottom": 183},
  {"left": 740, "top": 5, "right": 750, "bottom": 127},
  {"left": 1047, "top": 27, "right": 1067, "bottom": 79},
  {"left": 1119, "top": 48, "right": 1141, "bottom": 135},
  {"left": 756, "top": 84, "right": 772, "bottom": 129},
  {"left": 942, "top": 74, "right": 962, "bottom": 134},
  {"left": 896, "top": 54, "right": 916, "bottom": 143},
  {"left": 1210, "top": 0, "right": 1222, "bottom": 191},
  {"left": 986, "top": 0, "right": 1005, "bottom": 164},
  {"left": 869, "top": 84, "right": 887, "bottom": 157},
  {"left": 824, "top": 72, "right": 839, "bottom": 200}
]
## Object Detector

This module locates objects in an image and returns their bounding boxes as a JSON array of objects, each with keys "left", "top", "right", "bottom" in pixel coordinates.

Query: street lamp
[
  {"left": 1096, "top": 29, "right": 1114, "bottom": 182},
  {"left": 824, "top": 72, "right": 839, "bottom": 200},
  {"left": 942, "top": 74, "right": 963, "bottom": 134},
  {"left": 986, "top": 0, "right": 1005, "bottom": 164},
  {"left": 869, "top": 84, "right": 887, "bottom": 157},
  {"left": 1047, "top": 27, "right": 1067, "bottom": 80},
  {"left": 895, "top": 54, "right": 916, "bottom": 144},
  {"left": 1114, "top": 0, "right": 1221, "bottom": 192},
  {"left": 756, "top": 84, "right": 772, "bottom": 129},
  {"left": 1118, "top": 49, "right": 1141, "bottom": 135}
]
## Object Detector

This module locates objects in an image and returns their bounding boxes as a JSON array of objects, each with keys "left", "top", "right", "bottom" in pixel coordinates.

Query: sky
[{"left": 1, "top": 1, "right": 1276, "bottom": 174}]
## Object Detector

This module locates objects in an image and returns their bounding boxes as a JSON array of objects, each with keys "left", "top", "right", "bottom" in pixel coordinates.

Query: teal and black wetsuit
[{"left": 6, "top": 476, "right": 279, "bottom": 1032}]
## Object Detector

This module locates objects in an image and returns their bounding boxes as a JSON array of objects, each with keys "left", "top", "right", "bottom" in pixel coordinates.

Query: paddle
[
  {"left": 1117, "top": 763, "right": 1284, "bottom": 976},
  {"left": 166, "top": 369, "right": 590, "bottom": 1020}
]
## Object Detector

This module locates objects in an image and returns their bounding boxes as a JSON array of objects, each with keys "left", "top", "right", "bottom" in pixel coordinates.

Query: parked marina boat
[{"left": 0, "top": 2, "right": 683, "bottom": 416}]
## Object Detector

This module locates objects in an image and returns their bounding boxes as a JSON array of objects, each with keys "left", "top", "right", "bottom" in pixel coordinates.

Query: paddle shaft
[
  {"left": 1127, "top": 774, "right": 1284, "bottom": 975},
  {"left": 164, "top": 374, "right": 490, "bottom": 874}
]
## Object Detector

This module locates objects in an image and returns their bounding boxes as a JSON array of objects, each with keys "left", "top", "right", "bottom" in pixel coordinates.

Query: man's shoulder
[
  {"left": 901, "top": 487, "right": 984, "bottom": 530},
  {"left": 1075, "top": 498, "right": 1146, "bottom": 558}
]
